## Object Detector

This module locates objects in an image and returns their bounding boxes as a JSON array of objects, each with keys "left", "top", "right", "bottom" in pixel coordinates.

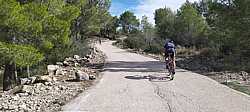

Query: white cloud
[{"left": 134, "top": 0, "right": 199, "bottom": 24}]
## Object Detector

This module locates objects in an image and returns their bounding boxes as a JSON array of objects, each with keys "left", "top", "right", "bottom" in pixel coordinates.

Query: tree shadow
[
  {"left": 85, "top": 62, "right": 104, "bottom": 68},
  {"left": 104, "top": 61, "right": 166, "bottom": 73},
  {"left": 124, "top": 75, "right": 149, "bottom": 80},
  {"left": 148, "top": 75, "right": 171, "bottom": 82},
  {"left": 103, "top": 61, "right": 189, "bottom": 73},
  {"left": 124, "top": 75, "right": 172, "bottom": 82}
]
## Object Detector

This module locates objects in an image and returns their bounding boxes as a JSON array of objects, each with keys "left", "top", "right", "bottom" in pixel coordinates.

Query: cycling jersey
[{"left": 164, "top": 42, "right": 175, "bottom": 53}]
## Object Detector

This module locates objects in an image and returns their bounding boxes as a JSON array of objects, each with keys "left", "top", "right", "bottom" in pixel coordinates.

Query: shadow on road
[
  {"left": 104, "top": 61, "right": 165, "bottom": 73},
  {"left": 124, "top": 75, "right": 172, "bottom": 82},
  {"left": 124, "top": 75, "right": 149, "bottom": 80},
  {"left": 103, "top": 61, "right": 189, "bottom": 73}
]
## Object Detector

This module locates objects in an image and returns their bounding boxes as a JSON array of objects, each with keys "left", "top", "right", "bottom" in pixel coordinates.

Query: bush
[
  {"left": 144, "top": 44, "right": 162, "bottom": 54},
  {"left": 112, "top": 39, "right": 123, "bottom": 46},
  {"left": 177, "top": 46, "right": 198, "bottom": 57},
  {"left": 46, "top": 39, "right": 90, "bottom": 64},
  {"left": 123, "top": 36, "right": 145, "bottom": 50},
  {"left": 199, "top": 48, "right": 220, "bottom": 57}
]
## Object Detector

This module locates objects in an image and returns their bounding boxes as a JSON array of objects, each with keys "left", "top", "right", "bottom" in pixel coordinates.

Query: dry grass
[
  {"left": 176, "top": 46, "right": 199, "bottom": 57},
  {"left": 222, "top": 81, "right": 250, "bottom": 95}
]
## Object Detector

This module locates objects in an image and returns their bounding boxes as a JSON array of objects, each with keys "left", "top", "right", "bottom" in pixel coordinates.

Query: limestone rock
[
  {"left": 55, "top": 68, "right": 63, "bottom": 75},
  {"left": 74, "top": 62, "right": 80, "bottom": 67},
  {"left": 47, "top": 65, "right": 59, "bottom": 75},
  {"left": 89, "top": 75, "right": 96, "bottom": 80},
  {"left": 36, "top": 75, "right": 53, "bottom": 82},
  {"left": 63, "top": 61, "right": 69, "bottom": 66},
  {"left": 22, "top": 85, "right": 34, "bottom": 94},
  {"left": 240, "top": 71, "right": 249, "bottom": 81},
  {"left": 75, "top": 70, "right": 89, "bottom": 81},
  {"left": 74, "top": 55, "right": 80, "bottom": 60},
  {"left": 56, "top": 62, "right": 63, "bottom": 66},
  {"left": 44, "top": 82, "right": 53, "bottom": 86},
  {"left": 65, "top": 57, "right": 75, "bottom": 62},
  {"left": 20, "top": 77, "right": 37, "bottom": 85}
]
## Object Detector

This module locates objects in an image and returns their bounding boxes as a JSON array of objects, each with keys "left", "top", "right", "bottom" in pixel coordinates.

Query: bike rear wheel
[
  {"left": 168, "top": 60, "right": 175, "bottom": 80},
  {"left": 169, "top": 72, "right": 174, "bottom": 80}
]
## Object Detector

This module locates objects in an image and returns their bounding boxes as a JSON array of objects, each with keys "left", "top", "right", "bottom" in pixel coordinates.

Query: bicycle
[{"left": 165, "top": 53, "right": 175, "bottom": 80}]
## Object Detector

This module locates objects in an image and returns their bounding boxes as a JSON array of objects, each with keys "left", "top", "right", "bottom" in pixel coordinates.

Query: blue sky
[
  {"left": 110, "top": 0, "right": 199, "bottom": 23},
  {"left": 110, "top": 0, "right": 140, "bottom": 16}
]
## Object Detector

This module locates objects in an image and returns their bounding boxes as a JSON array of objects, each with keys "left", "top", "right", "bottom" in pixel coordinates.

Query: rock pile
[
  {"left": 175, "top": 57, "right": 250, "bottom": 85},
  {"left": 208, "top": 71, "right": 250, "bottom": 84},
  {"left": 0, "top": 82, "right": 87, "bottom": 112},
  {"left": 0, "top": 47, "right": 105, "bottom": 112},
  {"left": 47, "top": 48, "right": 103, "bottom": 81}
]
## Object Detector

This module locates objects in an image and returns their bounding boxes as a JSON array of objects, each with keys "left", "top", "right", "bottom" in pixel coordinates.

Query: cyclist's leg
[
  {"left": 165, "top": 51, "right": 169, "bottom": 69},
  {"left": 170, "top": 53, "right": 176, "bottom": 74}
]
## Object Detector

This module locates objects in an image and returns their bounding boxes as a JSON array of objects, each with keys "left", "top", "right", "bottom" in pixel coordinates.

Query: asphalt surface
[{"left": 63, "top": 40, "right": 250, "bottom": 112}]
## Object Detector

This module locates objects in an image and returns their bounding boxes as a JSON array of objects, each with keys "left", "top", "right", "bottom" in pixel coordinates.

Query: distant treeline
[{"left": 115, "top": 0, "right": 250, "bottom": 72}]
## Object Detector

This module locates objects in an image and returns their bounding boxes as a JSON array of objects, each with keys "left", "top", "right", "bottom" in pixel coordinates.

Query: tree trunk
[
  {"left": 27, "top": 65, "right": 30, "bottom": 77},
  {"left": 3, "top": 63, "right": 18, "bottom": 91}
]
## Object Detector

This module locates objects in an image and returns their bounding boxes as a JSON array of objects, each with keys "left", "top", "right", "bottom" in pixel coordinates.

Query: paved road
[{"left": 63, "top": 41, "right": 250, "bottom": 112}]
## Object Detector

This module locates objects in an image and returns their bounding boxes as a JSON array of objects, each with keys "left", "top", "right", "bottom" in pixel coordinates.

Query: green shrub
[
  {"left": 143, "top": 44, "right": 162, "bottom": 54},
  {"left": 199, "top": 48, "right": 220, "bottom": 57},
  {"left": 123, "top": 37, "right": 145, "bottom": 50},
  {"left": 112, "top": 39, "right": 123, "bottom": 46},
  {"left": 177, "top": 47, "right": 198, "bottom": 57}
]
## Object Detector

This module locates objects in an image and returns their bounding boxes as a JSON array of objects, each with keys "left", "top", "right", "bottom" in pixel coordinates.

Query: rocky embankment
[
  {"left": 0, "top": 47, "right": 105, "bottom": 112},
  {"left": 176, "top": 57, "right": 250, "bottom": 84}
]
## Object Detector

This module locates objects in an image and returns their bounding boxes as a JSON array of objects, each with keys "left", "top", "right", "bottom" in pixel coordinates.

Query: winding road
[{"left": 63, "top": 40, "right": 250, "bottom": 112}]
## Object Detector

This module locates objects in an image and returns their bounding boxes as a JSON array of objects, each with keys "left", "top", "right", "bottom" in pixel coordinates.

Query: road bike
[{"left": 165, "top": 54, "right": 175, "bottom": 80}]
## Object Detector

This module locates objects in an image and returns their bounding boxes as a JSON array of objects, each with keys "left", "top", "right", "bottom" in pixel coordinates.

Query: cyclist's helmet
[{"left": 169, "top": 40, "right": 174, "bottom": 43}]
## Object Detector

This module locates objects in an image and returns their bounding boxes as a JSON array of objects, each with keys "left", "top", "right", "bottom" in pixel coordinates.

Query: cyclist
[{"left": 164, "top": 40, "right": 176, "bottom": 75}]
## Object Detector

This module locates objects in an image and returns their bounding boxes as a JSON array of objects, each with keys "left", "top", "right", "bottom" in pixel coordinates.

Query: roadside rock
[
  {"left": 89, "top": 75, "right": 96, "bottom": 80},
  {"left": 44, "top": 82, "right": 53, "bottom": 86},
  {"left": 20, "top": 78, "right": 30, "bottom": 85},
  {"left": 65, "top": 57, "right": 75, "bottom": 63},
  {"left": 36, "top": 75, "right": 53, "bottom": 82},
  {"left": 56, "top": 62, "right": 64, "bottom": 66},
  {"left": 56, "top": 68, "right": 67, "bottom": 75},
  {"left": 0, "top": 46, "right": 105, "bottom": 112},
  {"left": 20, "top": 77, "right": 36, "bottom": 85},
  {"left": 74, "top": 62, "right": 80, "bottom": 67},
  {"left": 63, "top": 61, "right": 70, "bottom": 66},
  {"left": 74, "top": 55, "right": 81, "bottom": 60},
  {"left": 56, "top": 68, "right": 62, "bottom": 75},
  {"left": 85, "top": 55, "right": 92, "bottom": 59},
  {"left": 29, "top": 77, "right": 37, "bottom": 84},
  {"left": 76, "top": 70, "right": 89, "bottom": 81},
  {"left": 22, "top": 85, "right": 34, "bottom": 95},
  {"left": 16, "top": 93, "right": 29, "bottom": 97},
  {"left": 240, "top": 71, "right": 249, "bottom": 81},
  {"left": 47, "top": 65, "right": 59, "bottom": 75},
  {"left": 19, "top": 104, "right": 28, "bottom": 111},
  {"left": 82, "top": 57, "right": 89, "bottom": 62}
]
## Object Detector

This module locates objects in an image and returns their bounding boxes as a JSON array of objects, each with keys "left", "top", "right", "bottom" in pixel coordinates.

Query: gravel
[{"left": 0, "top": 46, "right": 105, "bottom": 112}]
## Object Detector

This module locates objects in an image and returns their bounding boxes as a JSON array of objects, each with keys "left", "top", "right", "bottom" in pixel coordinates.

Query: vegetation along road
[
  {"left": 1, "top": 0, "right": 250, "bottom": 111},
  {"left": 63, "top": 41, "right": 250, "bottom": 112}
]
